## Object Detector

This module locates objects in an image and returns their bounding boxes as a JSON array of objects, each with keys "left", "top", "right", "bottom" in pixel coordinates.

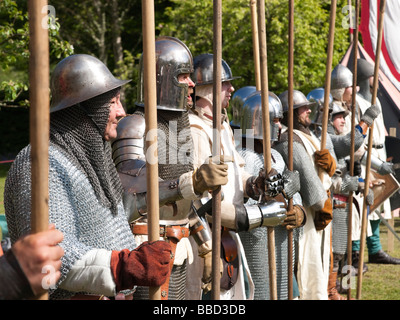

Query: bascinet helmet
[
  {"left": 50, "top": 54, "right": 131, "bottom": 113},
  {"left": 331, "top": 64, "right": 353, "bottom": 90},
  {"left": 239, "top": 90, "right": 283, "bottom": 141},
  {"left": 136, "top": 36, "right": 194, "bottom": 111},
  {"left": 307, "top": 88, "right": 333, "bottom": 125},
  {"left": 279, "top": 89, "right": 316, "bottom": 114},
  {"left": 192, "top": 53, "right": 240, "bottom": 86},
  {"left": 230, "top": 86, "right": 257, "bottom": 128}
]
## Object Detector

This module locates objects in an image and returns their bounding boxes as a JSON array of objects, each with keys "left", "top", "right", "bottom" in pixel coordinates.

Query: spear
[
  {"left": 287, "top": 0, "right": 294, "bottom": 300},
  {"left": 347, "top": 0, "right": 360, "bottom": 300},
  {"left": 141, "top": 0, "right": 161, "bottom": 300},
  {"left": 356, "top": 0, "right": 386, "bottom": 300},
  {"left": 250, "top": 0, "right": 261, "bottom": 90},
  {"left": 319, "top": 0, "right": 337, "bottom": 156},
  {"left": 257, "top": 0, "right": 277, "bottom": 300},
  {"left": 211, "top": 0, "right": 222, "bottom": 300},
  {"left": 28, "top": 0, "right": 50, "bottom": 301}
]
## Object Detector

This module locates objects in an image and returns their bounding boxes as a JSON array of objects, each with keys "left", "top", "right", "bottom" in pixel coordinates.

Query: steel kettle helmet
[
  {"left": 331, "top": 64, "right": 353, "bottom": 90},
  {"left": 50, "top": 54, "right": 131, "bottom": 113},
  {"left": 136, "top": 36, "right": 194, "bottom": 112},
  {"left": 279, "top": 89, "right": 316, "bottom": 113}
]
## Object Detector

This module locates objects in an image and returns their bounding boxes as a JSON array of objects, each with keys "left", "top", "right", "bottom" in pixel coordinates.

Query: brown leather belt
[{"left": 130, "top": 224, "right": 189, "bottom": 242}]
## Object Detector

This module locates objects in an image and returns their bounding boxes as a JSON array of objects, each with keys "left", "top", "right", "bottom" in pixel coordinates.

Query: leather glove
[
  {"left": 314, "top": 195, "right": 333, "bottom": 231},
  {"left": 314, "top": 149, "right": 336, "bottom": 177},
  {"left": 110, "top": 241, "right": 172, "bottom": 292},
  {"left": 378, "top": 161, "right": 394, "bottom": 175},
  {"left": 282, "top": 169, "right": 300, "bottom": 199},
  {"left": 282, "top": 204, "right": 306, "bottom": 230},
  {"left": 246, "top": 168, "right": 284, "bottom": 201},
  {"left": 201, "top": 251, "right": 223, "bottom": 294},
  {"left": 193, "top": 157, "right": 229, "bottom": 195}
]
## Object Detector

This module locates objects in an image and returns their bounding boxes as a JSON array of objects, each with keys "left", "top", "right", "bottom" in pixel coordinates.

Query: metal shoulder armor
[{"left": 112, "top": 114, "right": 146, "bottom": 167}]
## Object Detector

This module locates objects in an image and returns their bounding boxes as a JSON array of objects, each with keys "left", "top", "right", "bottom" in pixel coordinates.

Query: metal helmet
[
  {"left": 330, "top": 102, "right": 349, "bottom": 119},
  {"left": 331, "top": 64, "right": 353, "bottom": 90},
  {"left": 192, "top": 53, "right": 240, "bottom": 86},
  {"left": 230, "top": 86, "right": 257, "bottom": 128},
  {"left": 356, "top": 59, "right": 374, "bottom": 84},
  {"left": 240, "top": 91, "right": 283, "bottom": 141},
  {"left": 50, "top": 54, "right": 131, "bottom": 113},
  {"left": 279, "top": 89, "right": 316, "bottom": 113},
  {"left": 306, "top": 88, "right": 333, "bottom": 125},
  {"left": 136, "top": 36, "right": 194, "bottom": 111}
]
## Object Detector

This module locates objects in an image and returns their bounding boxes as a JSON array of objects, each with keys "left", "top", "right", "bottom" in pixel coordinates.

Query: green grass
[{"left": 0, "top": 161, "right": 399, "bottom": 300}]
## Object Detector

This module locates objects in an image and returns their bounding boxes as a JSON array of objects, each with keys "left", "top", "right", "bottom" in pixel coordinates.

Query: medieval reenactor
[
  {"left": 4, "top": 54, "right": 172, "bottom": 299},
  {"left": 111, "top": 37, "right": 227, "bottom": 300},
  {"left": 231, "top": 88, "right": 305, "bottom": 300}
]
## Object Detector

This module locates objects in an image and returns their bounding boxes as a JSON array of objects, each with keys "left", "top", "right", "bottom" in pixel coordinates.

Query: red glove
[{"left": 110, "top": 240, "right": 172, "bottom": 292}]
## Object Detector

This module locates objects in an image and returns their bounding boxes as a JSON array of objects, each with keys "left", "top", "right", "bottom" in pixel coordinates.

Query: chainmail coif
[{"left": 49, "top": 88, "right": 123, "bottom": 215}]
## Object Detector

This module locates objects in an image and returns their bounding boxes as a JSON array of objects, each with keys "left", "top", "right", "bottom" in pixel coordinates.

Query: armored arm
[
  {"left": 112, "top": 115, "right": 191, "bottom": 222},
  {"left": 360, "top": 151, "right": 394, "bottom": 175},
  {"left": 200, "top": 198, "right": 286, "bottom": 232}
]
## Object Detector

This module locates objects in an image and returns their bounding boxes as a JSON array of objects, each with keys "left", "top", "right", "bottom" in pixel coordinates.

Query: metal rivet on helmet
[{"left": 50, "top": 54, "right": 131, "bottom": 113}]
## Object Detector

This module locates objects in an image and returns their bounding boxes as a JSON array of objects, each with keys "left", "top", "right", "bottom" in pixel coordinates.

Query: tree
[
  {"left": 159, "top": 0, "right": 351, "bottom": 98},
  {"left": 0, "top": 0, "right": 74, "bottom": 107}
]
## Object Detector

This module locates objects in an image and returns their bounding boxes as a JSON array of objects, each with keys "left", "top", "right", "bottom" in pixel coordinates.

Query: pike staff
[
  {"left": 287, "top": 0, "right": 294, "bottom": 300},
  {"left": 141, "top": 0, "right": 161, "bottom": 300},
  {"left": 347, "top": 0, "right": 360, "bottom": 300},
  {"left": 319, "top": 0, "right": 337, "bottom": 156},
  {"left": 211, "top": 0, "right": 222, "bottom": 300},
  {"left": 28, "top": 0, "right": 50, "bottom": 301},
  {"left": 357, "top": 0, "right": 386, "bottom": 300},
  {"left": 250, "top": 0, "right": 261, "bottom": 90},
  {"left": 257, "top": 0, "right": 277, "bottom": 300}
]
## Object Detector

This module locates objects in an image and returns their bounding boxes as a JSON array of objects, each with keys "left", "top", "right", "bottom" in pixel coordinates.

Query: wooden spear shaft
[
  {"left": 347, "top": 0, "right": 360, "bottom": 300},
  {"left": 257, "top": 0, "right": 277, "bottom": 300},
  {"left": 356, "top": 0, "right": 386, "bottom": 300},
  {"left": 28, "top": 0, "right": 50, "bottom": 301},
  {"left": 211, "top": 0, "right": 222, "bottom": 300},
  {"left": 141, "top": 0, "right": 161, "bottom": 300},
  {"left": 287, "top": 0, "right": 294, "bottom": 300},
  {"left": 250, "top": 0, "right": 261, "bottom": 91},
  {"left": 319, "top": 0, "right": 337, "bottom": 154}
]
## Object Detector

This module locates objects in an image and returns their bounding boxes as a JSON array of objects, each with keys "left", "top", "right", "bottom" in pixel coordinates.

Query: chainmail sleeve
[
  {"left": 4, "top": 145, "right": 136, "bottom": 299},
  {"left": 274, "top": 137, "right": 327, "bottom": 209}
]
